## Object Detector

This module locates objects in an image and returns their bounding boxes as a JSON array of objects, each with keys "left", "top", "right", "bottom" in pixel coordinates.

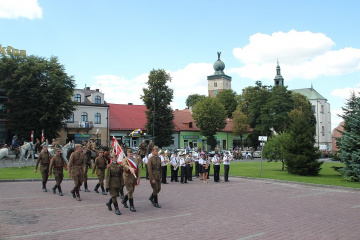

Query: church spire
[{"left": 274, "top": 60, "right": 284, "bottom": 86}]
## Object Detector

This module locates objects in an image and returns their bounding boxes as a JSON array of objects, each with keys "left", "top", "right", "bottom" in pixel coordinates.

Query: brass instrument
[
  {"left": 173, "top": 156, "right": 180, "bottom": 170},
  {"left": 205, "top": 155, "right": 210, "bottom": 170}
]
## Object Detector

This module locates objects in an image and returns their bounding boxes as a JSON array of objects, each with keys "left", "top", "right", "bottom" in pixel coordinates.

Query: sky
[{"left": 1, "top": 0, "right": 360, "bottom": 131}]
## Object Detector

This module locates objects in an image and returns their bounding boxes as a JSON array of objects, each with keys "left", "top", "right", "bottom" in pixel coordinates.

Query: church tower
[
  {"left": 207, "top": 52, "right": 232, "bottom": 97},
  {"left": 274, "top": 60, "right": 284, "bottom": 86}
]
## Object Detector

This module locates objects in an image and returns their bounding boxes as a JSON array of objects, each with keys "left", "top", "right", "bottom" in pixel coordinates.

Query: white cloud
[
  {"left": 331, "top": 87, "right": 360, "bottom": 100},
  {"left": 93, "top": 62, "right": 212, "bottom": 110},
  {"left": 230, "top": 30, "right": 360, "bottom": 80},
  {"left": 0, "top": 0, "right": 42, "bottom": 19}
]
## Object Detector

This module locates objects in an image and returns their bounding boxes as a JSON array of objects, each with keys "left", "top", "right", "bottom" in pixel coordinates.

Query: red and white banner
[
  {"left": 41, "top": 130, "right": 45, "bottom": 142},
  {"left": 126, "top": 157, "right": 138, "bottom": 171},
  {"left": 111, "top": 136, "right": 124, "bottom": 164},
  {"left": 31, "top": 131, "right": 34, "bottom": 143}
]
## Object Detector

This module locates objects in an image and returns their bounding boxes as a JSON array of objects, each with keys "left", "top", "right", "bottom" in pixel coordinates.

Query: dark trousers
[
  {"left": 145, "top": 164, "right": 149, "bottom": 179},
  {"left": 213, "top": 165, "right": 220, "bottom": 182},
  {"left": 170, "top": 166, "right": 178, "bottom": 182},
  {"left": 181, "top": 166, "right": 188, "bottom": 183},
  {"left": 188, "top": 165, "right": 193, "bottom": 180},
  {"left": 224, "top": 164, "right": 230, "bottom": 182},
  {"left": 207, "top": 164, "right": 210, "bottom": 179},
  {"left": 161, "top": 165, "right": 167, "bottom": 183},
  {"left": 195, "top": 161, "right": 199, "bottom": 176}
]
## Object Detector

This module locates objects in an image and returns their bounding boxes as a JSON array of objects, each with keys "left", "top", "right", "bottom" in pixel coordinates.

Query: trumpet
[{"left": 173, "top": 157, "right": 180, "bottom": 170}]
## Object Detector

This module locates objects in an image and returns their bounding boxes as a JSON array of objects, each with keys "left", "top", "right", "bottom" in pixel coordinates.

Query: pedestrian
[
  {"left": 142, "top": 153, "right": 149, "bottom": 180},
  {"left": 34, "top": 145, "right": 51, "bottom": 192},
  {"left": 82, "top": 146, "right": 92, "bottom": 192},
  {"left": 68, "top": 144, "right": 86, "bottom": 201},
  {"left": 160, "top": 150, "right": 168, "bottom": 184},
  {"left": 170, "top": 152, "right": 179, "bottom": 182},
  {"left": 212, "top": 152, "right": 221, "bottom": 183},
  {"left": 92, "top": 149, "right": 108, "bottom": 195},
  {"left": 49, "top": 148, "right": 67, "bottom": 196},
  {"left": 147, "top": 146, "right": 161, "bottom": 208},
  {"left": 105, "top": 153, "right": 123, "bottom": 215},
  {"left": 121, "top": 149, "right": 141, "bottom": 212},
  {"left": 223, "top": 152, "right": 233, "bottom": 182},
  {"left": 179, "top": 152, "right": 188, "bottom": 184},
  {"left": 138, "top": 139, "right": 147, "bottom": 169}
]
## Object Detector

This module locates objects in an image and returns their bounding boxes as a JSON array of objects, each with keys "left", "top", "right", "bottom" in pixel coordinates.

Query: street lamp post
[{"left": 153, "top": 94, "right": 156, "bottom": 145}]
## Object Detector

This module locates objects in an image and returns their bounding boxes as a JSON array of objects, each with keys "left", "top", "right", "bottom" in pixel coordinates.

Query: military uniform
[
  {"left": 179, "top": 154, "right": 188, "bottom": 184},
  {"left": 92, "top": 152, "right": 108, "bottom": 195},
  {"left": 212, "top": 154, "right": 221, "bottom": 182},
  {"left": 49, "top": 151, "right": 67, "bottom": 196},
  {"left": 105, "top": 160, "right": 123, "bottom": 215},
  {"left": 121, "top": 150, "right": 141, "bottom": 212},
  {"left": 138, "top": 140, "right": 147, "bottom": 168},
  {"left": 35, "top": 150, "right": 51, "bottom": 192},
  {"left": 147, "top": 149, "right": 162, "bottom": 208},
  {"left": 68, "top": 148, "right": 86, "bottom": 200},
  {"left": 83, "top": 149, "right": 92, "bottom": 192},
  {"left": 170, "top": 154, "right": 179, "bottom": 182},
  {"left": 223, "top": 153, "right": 232, "bottom": 182},
  {"left": 160, "top": 153, "right": 168, "bottom": 184}
]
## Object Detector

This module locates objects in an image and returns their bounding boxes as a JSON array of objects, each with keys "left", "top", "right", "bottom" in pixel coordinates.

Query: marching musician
[
  {"left": 187, "top": 152, "right": 193, "bottom": 181},
  {"left": 34, "top": 145, "right": 51, "bottom": 192},
  {"left": 223, "top": 152, "right": 232, "bottom": 182},
  {"left": 121, "top": 149, "right": 141, "bottom": 212},
  {"left": 170, "top": 152, "right": 179, "bottom": 182},
  {"left": 147, "top": 146, "right": 162, "bottom": 208},
  {"left": 179, "top": 152, "right": 188, "bottom": 184},
  {"left": 92, "top": 149, "right": 108, "bottom": 195},
  {"left": 160, "top": 150, "right": 168, "bottom": 184},
  {"left": 212, "top": 152, "right": 221, "bottom": 183},
  {"left": 199, "top": 152, "right": 208, "bottom": 183},
  {"left": 142, "top": 153, "right": 149, "bottom": 180},
  {"left": 105, "top": 153, "right": 123, "bottom": 215},
  {"left": 194, "top": 151, "right": 200, "bottom": 178},
  {"left": 49, "top": 148, "right": 67, "bottom": 196}
]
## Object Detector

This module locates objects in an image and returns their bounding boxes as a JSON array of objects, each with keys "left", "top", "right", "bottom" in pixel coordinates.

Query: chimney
[
  {"left": 128, "top": 103, "right": 133, "bottom": 105},
  {"left": 96, "top": 89, "right": 99, "bottom": 92}
]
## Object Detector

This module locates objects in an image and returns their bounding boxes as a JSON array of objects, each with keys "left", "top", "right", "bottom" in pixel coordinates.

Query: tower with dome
[{"left": 207, "top": 52, "right": 232, "bottom": 97}]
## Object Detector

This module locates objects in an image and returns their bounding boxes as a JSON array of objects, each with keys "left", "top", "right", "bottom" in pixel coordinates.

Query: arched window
[
  {"left": 95, "top": 113, "right": 101, "bottom": 124},
  {"left": 95, "top": 95, "right": 101, "bottom": 104},
  {"left": 66, "top": 112, "right": 74, "bottom": 123},
  {"left": 81, "top": 112, "right": 88, "bottom": 122},
  {"left": 74, "top": 94, "right": 81, "bottom": 103}
]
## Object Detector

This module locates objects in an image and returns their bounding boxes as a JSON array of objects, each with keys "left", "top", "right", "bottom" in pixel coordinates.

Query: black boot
[
  {"left": 42, "top": 182, "right": 47, "bottom": 192},
  {"left": 94, "top": 183, "right": 100, "bottom": 193},
  {"left": 113, "top": 202, "right": 121, "bottom": 215},
  {"left": 149, "top": 194, "right": 155, "bottom": 205},
  {"left": 129, "top": 198, "right": 136, "bottom": 212},
  {"left": 153, "top": 195, "right": 161, "bottom": 208},
  {"left": 75, "top": 188, "right": 81, "bottom": 201},
  {"left": 120, "top": 188, "right": 124, "bottom": 200},
  {"left": 84, "top": 183, "right": 90, "bottom": 192},
  {"left": 52, "top": 185, "right": 57, "bottom": 194},
  {"left": 58, "top": 185, "right": 63, "bottom": 196},
  {"left": 71, "top": 188, "right": 76, "bottom": 198},
  {"left": 101, "top": 185, "right": 107, "bottom": 195},
  {"left": 121, "top": 195, "right": 128, "bottom": 208},
  {"left": 106, "top": 198, "right": 112, "bottom": 211}
]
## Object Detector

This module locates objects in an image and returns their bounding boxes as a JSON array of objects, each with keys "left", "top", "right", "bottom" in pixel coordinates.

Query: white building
[{"left": 58, "top": 87, "right": 109, "bottom": 146}]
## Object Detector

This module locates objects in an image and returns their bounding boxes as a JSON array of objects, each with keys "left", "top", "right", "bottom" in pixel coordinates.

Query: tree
[
  {"left": 216, "top": 89, "right": 238, "bottom": 118},
  {"left": 192, "top": 97, "right": 227, "bottom": 150},
  {"left": 263, "top": 132, "right": 291, "bottom": 171},
  {"left": 232, "top": 108, "right": 249, "bottom": 147},
  {"left": 141, "top": 69, "right": 174, "bottom": 148},
  {"left": 0, "top": 54, "right": 76, "bottom": 140},
  {"left": 185, "top": 94, "right": 206, "bottom": 108},
  {"left": 337, "top": 92, "right": 360, "bottom": 181}
]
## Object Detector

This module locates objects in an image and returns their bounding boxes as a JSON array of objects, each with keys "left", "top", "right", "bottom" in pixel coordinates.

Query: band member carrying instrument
[
  {"left": 160, "top": 150, "right": 168, "bottom": 184},
  {"left": 170, "top": 152, "right": 179, "bottom": 182},
  {"left": 223, "top": 152, "right": 232, "bottom": 182},
  {"left": 212, "top": 152, "right": 221, "bottom": 183},
  {"left": 187, "top": 152, "right": 194, "bottom": 181},
  {"left": 179, "top": 152, "right": 188, "bottom": 184},
  {"left": 200, "top": 152, "right": 209, "bottom": 183}
]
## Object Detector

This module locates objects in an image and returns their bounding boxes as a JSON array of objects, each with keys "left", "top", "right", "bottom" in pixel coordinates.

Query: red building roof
[{"left": 109, "top": 104, "right": 148, "bottom": 131}]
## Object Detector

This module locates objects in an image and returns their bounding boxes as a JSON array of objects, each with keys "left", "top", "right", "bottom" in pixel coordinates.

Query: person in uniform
[
  {"left": 179, "top": 152, "right": 188, "bottom": 184},
  {"left": 223, "top": 152, "right": 232, "bottom": 182},
  {"left": 199, "top": 152, "right": 209, "bottom": 183},
  {"left": 82, "top": 146, "right": 92, "bottom": 192},
  {"left": 121, "top": 149, "right": 141, "bottom": 212},
  {"left": 160, "top": 150, "right": 168, "bottom": 184},
  {"left": 68, "top": 144, "right": 86, "bottom": 201},
  {"left": 194, "top": 151, "right": 200, "bottom": 178},
  {"left": 105, "top": 153, "right": 123, "bottom": 215},
  {"left": 92, "top": 149, "right": 107, "bottom": 195},
  {"left": 147, "top": 140, "right": 153, "bottom": 155},
  {"left": 147, "top": 146, "right": 161, "bottom": 208},
  {"left": 49, "top": 148, "right": 67, "bottom": 196},
  {"left": 142, "top": 153, "right": 149, "bottom": 180},
  {"left": 187, "top": 152, "right": 194, "bottom": 181},
  {"left": 34, "top": 145, "right": 51, "bottom": 192},
  {"left": 34, "top": 138, "right": 41, "bottom": 155},
  {"left": 138, "top": 139, "right": 147, "bottom": 169},
  {"left": 170, "top": 152, "right": 179, "bottom": 182},
  {"left": 212, "top": 152, "right": 221, "bottom": 183}
]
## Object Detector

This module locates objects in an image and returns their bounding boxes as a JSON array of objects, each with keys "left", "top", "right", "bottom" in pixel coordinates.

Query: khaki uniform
[
  {"left": 49, "top": 155, "right": 67, "bottom": 186},
  {"left": 35, "top": 151, "right": 51, "bottom": 183},
  {"left": 147, "top": 155, "right": 162, "bottom": 196},
  {"left": 83, "top": 152, "right": 92, "bottom": 184},
  {"left": 122, "top": 156, "right": 141, "bottom": 199},
  {"left": 68, "top": 151, "right": 86, "bottom": 188},
  {"left": 139, "top": 142, "right": 147, "bottom": 156},
  {"left": 106, "top": 162, "right": 123, "bottom": 204},
  {"left": 93, "top": 156, "right": 107, "bottom": 185}
]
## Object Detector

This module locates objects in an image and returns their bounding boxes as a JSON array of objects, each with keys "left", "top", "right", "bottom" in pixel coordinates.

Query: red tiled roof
[
  {"left": 173, "top": 109, "right": 234, "bottom": 132},
  {"left": 109, "top": 104, "right": 147, "bottom": 131}
]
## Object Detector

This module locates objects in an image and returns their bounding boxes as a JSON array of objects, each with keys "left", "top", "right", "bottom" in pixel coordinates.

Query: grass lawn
[{"left": 0, "top": 161, "right": 359, "bottom": 189}]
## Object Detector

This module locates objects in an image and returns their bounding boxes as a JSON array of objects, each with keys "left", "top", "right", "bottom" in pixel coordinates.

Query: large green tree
[
  {"left": 192, "top": 97, "right": 227, "bottom": 150},
  {"left": 337, "top": 92, "right": 360, "bottom": 181},
  {"left": 263, "top": 132, "right": 291, "bottom": 171},
  {"left": 0, "top": 54, "right": 76, "bottom": 140},
  {"left": 231, "top": 108, "right": 249, "bottom": 146},
  {"left": 141, "top": 69, "right": 174, "bottom": 148},
  {"left": 216, "top": 89, "right": 238, "bottom": 118},
  {"left": 185, "top": 94, "right": 206, "bottom": 108}
]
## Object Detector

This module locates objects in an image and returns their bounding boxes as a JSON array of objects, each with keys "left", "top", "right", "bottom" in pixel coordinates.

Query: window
[
  {"left": 214, "top": 82, "right": 217, "bottom": 87},
  {"left": 312, "top": 105, "right": 316, "bottom": 113},
  {"left": 95, "top": 95, "right": 101, "bottom": 104},
  {"left": 213, "top": 90, "right": 218, "bottom": 96},
  {"left": 189, "top": 122, "right": 193, "bottom": 128},
  {"left": 322, "top": 126, "right": 325, "bottom": 136},
  {"left": 81, "top": 112, "right": 88, "bottom": 122},
  {"left": 94, "top": 113, "right": 101, "bottom": 124},
  {"left": 321, "top": 105, "right": 324, "bottom": 114},
  {"left": 66, "top": 112, "right": 74, "bottom": 123},
  {"left": 74, "top": 94, "right": 81, "bottom": 103}
]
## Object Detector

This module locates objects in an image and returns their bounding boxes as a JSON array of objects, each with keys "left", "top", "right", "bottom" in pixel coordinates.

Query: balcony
[{"left": 65, "top": 121, "right": 94, "bottom": 129}]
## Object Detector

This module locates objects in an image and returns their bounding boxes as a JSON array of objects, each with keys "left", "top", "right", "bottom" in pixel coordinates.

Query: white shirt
[
  {"left": 223, "top": 155, "right": 231, "bottom": 165},
  {"left": 193, "top": 153, "right": 199, "bottom": 162},
  {"left": 170, "top": 156, "right": 178, "bottom": 166},
  {"left": 179, "top": 157, "right": 186, "bottom": 166},
  {"left": 142, "top": 156, "right": 148, "bottom": 164},
  {"left": 161, "top": 155, "right": 167, "bottom": 166},
  {"left": 212, "top": 156, "right": 221, "bottom": 165}
]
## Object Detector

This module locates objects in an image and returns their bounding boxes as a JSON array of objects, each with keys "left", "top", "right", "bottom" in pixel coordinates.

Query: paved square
[{"left": 0, "top": 176, "right": 359, "bottom": 240}]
